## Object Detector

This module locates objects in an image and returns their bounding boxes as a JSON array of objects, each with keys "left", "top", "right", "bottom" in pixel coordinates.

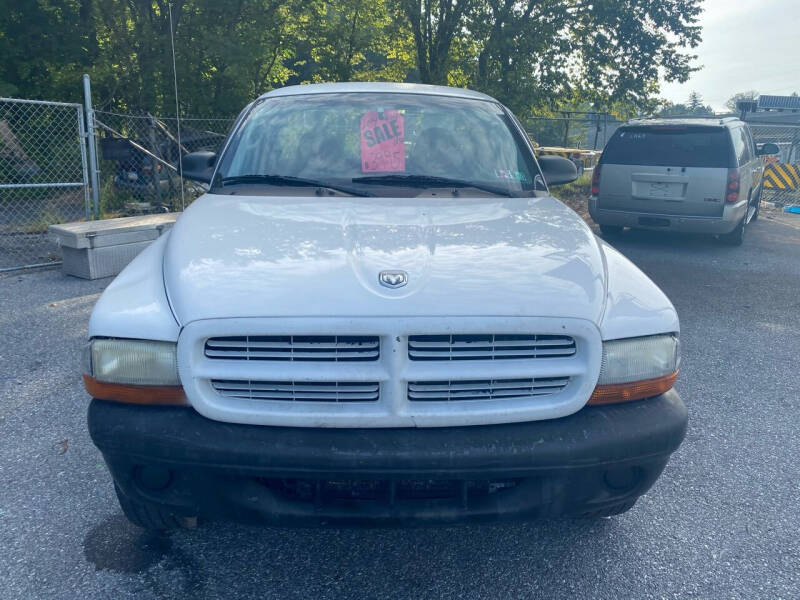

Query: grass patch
[
  {"left": 20, "top": 208, "right": 66, "bottom": 233},
  {"left": 551, "top": 172, "right": 591, "bottom": 220}
]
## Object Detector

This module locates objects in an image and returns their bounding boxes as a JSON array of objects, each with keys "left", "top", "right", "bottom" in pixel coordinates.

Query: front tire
[
  {"left": 599, "top": 224, "right": 623, "bottom": 237},
  {"left": 114, "top": 484, "right": 185, "bottom": 531}
]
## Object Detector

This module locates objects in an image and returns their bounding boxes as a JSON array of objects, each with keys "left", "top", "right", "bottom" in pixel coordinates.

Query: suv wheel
[
  {"left": 599, "top": 224, "right": 623, "bottom": 237},
  {"left": 114, "top": 484, "right": 187, "bottom": 531},
  {"left": 751, "top": 186, "right": 762, "bottom": 222},
  {"left": 719, "top": 217, "right": 745, "bottom": 246}
]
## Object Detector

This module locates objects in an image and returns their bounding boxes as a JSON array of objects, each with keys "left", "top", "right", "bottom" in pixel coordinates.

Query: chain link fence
[
  {"left": 0, "top": 98, "right": 89, "bottom": 271},
  {"left": 93, "top": 111, "right": 235, "bottom": 216},
  {"left": 523, "top": 113, "right": 622, "bottom": 150},
  {"left": 747, "top": 122, "right": 800, "bottom": 208}
]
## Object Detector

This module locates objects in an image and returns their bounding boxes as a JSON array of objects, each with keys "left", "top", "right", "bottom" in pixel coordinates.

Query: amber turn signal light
[
  {"left": 587, "top": 371, "right": 678, "bottom": 406},
  {"left": 83, "top": 375, "right": 189, "bottom": 406}
]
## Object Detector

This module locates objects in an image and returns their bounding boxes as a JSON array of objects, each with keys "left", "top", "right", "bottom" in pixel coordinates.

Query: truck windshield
[
  {"left": 603, "top": 126, "right": 733, "bottom": 168},
  {"left": 214, "top": 92, "right": 540, "bottom": 197}
]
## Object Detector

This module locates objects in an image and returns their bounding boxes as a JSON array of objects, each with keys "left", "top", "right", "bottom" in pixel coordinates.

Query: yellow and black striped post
[{"left": 763, "top": 163, "right": 800, "bottom": 190}]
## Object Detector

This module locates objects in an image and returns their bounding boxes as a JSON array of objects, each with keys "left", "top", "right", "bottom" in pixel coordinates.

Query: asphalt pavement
[{"left": 1, "top": 210, "right": 799, "bottom": 599}]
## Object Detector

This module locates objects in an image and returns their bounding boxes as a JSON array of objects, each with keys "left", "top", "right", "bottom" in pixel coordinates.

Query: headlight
[
  {"left": 89, "top": 339, "right": 180, "bottom": 386},
  {"left": 83, "top": 338, "right": 186, "bottom": 405},
  {"left": 589, "top": 334, "right": 679, "bottom": 405}
]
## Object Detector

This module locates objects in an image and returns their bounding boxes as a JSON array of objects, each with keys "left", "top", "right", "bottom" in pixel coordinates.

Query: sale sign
[{"left": 360, "top": 110, "right": 405, "bottom": 172}]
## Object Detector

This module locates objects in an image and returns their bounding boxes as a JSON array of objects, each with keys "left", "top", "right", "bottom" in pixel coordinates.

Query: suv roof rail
[
  {"left": 625, "top": 115, "right": 743, "bottom": 126},
  {"left": 628, "top": 115, "right": 731, "bottom": 121}
]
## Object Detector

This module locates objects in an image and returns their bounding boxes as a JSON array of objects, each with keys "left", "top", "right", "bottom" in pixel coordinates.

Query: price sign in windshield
[{"left": 360, "top": 110, "right": 405, "bottom": 173}]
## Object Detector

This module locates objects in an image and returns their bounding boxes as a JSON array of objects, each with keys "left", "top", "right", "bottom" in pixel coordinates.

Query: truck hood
[{"left": 163, "top": 193, "right": 606, "bottom": 324}]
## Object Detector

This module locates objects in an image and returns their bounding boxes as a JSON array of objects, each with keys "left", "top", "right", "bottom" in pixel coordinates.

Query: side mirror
[
  {"left": 756, "top": 143, "right": 780, "bottom": 156},
  {"left": 537, "top": 155, "right": 578, "bottom": 186},
  {"left": 180, "top": 151, "right": 217, "bottom": 183}
]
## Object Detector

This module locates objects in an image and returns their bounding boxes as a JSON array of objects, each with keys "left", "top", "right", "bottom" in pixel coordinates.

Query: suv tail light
[
  {"left": 591, "top": 164, "right": 602, "bottom": 196},
  {"left": 726, "top": 169, "right": 740, "bottom": 203}
]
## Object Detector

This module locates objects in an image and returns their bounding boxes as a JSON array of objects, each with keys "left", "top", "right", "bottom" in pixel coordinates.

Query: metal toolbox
[{"left": 48, "top": 213, "right": 179, "bottom": 279}]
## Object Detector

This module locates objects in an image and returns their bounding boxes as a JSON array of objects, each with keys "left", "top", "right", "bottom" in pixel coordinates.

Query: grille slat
[
  {"left": 408, "top": 389, "right": 559, "bottom": 400},
  {"left": 408, "top": 378, "right": 570, "bottom": 392},
  {"left": 408, "top": 348, "right": 572, "bottom": 359},
  {"left": 205, "top": 336, "right": 380, "bottom": 362},
  {"left": 206, "top": 349, "right": 380, "bottom": 360},
  {"left": 407, "top": 377, "right": 569, "bottom": 402},
  {"left": 408, "top": 334, "right": 576, "bottom": 361},
  {"left": 211, "top": 380, "right": 380, "bottom": 402},
  {"left": 409, "top": 338, "right": 575, "bottom": 349}
]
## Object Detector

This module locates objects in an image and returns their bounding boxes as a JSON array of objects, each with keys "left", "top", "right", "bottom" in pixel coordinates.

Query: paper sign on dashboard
[{"left": 360, "top": 110, "right": 405, "bottom": 172}]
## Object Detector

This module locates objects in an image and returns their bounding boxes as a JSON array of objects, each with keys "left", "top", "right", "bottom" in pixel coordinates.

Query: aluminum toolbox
[{"left": 48, "top": 213, "right": 179, "bottom": 279}]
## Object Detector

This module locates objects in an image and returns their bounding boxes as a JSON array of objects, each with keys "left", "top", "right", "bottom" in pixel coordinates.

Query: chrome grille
[
  {"left": 407, "top": 377, "right": 570, "bottom": 402},
  {"left": 205, "top": 336, "right": 380, "bottom": 362},
  {"left": 407, "top": 334, "right": 576, "bottom": 361},
  {"left": 211, "top": 380, "right": 380, "bottom": 402}
]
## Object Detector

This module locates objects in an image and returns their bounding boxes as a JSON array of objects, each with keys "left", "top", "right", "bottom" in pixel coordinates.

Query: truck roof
[{"left": 258, "top": 82, "right": 496, "bottom": 103}]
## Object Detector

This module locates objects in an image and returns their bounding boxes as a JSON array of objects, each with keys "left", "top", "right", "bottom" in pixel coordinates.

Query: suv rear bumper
[
  {"left": 88, "top": 390, "right": 687, "bottom": 526},
  {"left": 589, "top": 198, "right": 744, "bottom": 234}
]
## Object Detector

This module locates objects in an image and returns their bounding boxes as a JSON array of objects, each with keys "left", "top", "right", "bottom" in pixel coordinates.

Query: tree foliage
[
  {"left": 724, "top": 90, "right": 758, "bottom": 112},
  {"left": 0, "top": 0, "right": 703, "bottom": 117},
  {"left": 657, "top": 91, "right": 714, "bottom": 117}
]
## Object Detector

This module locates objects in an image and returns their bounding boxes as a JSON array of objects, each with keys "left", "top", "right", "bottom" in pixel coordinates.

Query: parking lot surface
[{"left": 1, "top": 212, "right": 799, "bottom": 600}]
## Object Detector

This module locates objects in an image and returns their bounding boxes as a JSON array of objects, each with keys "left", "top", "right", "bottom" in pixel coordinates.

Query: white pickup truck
[{"left": 85, "top": 83, "right": 686, "bottom": 529}]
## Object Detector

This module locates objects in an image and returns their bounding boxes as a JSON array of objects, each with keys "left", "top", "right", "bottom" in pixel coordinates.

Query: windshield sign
[{"left": 360, "top": 109, "right": 405, "bottom": 172}]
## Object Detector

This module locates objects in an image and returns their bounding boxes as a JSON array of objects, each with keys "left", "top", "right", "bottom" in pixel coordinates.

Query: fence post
[
  {"left": 76, "top": 105, "right": 91, "bottom": 220},
  {"left": 82, "top": 74, "right": 100, "bottom": 219},
  {"left": 147, "top": 114, "right": 164, "bottom": 206}
]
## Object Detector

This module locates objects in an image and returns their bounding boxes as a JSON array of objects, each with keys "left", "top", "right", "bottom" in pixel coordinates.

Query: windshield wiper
[
  {"left": 351, "top": 174, "right": 516, "bottom": 197},
  {"left": 219, "top": 174, "right": 374, "bottom": 197}
]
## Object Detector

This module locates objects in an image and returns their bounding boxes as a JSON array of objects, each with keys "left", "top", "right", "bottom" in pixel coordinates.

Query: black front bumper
[{"left": 88, "top": 391, "right": 687, "bottom": 526}]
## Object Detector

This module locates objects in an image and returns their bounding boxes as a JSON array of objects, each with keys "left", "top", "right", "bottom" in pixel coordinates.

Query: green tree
[
  {"left": 87, "top": 0, "right": 300, "bottom": 114},
  {"left": 461, "top": 0, "right": 703, "bottom": 115},
  {"left": 687, "top": 91, "right": 702, "bottom": 111},
  {"left": 657, "top": 97, "right": 713, "bottom": 117},
  {"left": 304, "top": 0, "right": 413, "bottom": 82},
  {"left": 684, "top": 91, "right": 713, "bottom": 115},
  {"left": 0, "top": 0, "right": 98, "bottom": 100},
  {"left": 470, "top": 0, "right": 572, "bottom": 111},
  {"left": 658, "top": 101, "right": 689, "bottom": 116},
  {"left": 393, "top": 0, "right": 475, "bottom": 85},
  {"left": 725, "top": 90, "right": 759, "bottom": 112},
  {"left": 0, "top": 0, "right": 706, "bottom": 118},
  {"left": 569, "top": 0, "right": 702, "bottom": 114}
]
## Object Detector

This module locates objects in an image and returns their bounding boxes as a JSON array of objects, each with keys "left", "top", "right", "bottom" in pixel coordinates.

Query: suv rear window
[{"left": 603, "top": 125, "right": 733, "bottom": 168}]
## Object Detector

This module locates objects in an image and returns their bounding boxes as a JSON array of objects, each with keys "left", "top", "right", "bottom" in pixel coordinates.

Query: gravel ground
[{"left": 1, "top": 213, "right": 799, "bottom": 599}]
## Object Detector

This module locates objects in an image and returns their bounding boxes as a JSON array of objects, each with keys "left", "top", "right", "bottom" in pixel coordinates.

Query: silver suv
[{"left": 589, "top": 118, "right": 778, "bottom": 245}]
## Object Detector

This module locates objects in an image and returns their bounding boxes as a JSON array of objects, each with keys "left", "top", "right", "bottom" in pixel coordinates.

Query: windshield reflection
[{"left": 214, "top": 93, "right": 541, "bottom": 197}]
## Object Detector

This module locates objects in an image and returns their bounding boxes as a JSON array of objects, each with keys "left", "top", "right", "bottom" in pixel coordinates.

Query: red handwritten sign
[{"left": 360, "top": 110, "right": 405, "bottom": 172}]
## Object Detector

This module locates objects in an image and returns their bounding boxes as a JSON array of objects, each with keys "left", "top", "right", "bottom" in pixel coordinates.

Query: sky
[{"left": 659, "top": 0, "right": 800, "bottom": 112}]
